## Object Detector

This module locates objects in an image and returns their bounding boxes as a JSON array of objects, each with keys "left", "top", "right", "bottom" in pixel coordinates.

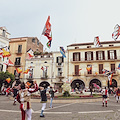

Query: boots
[
  {"left": 102, "top": 103, "right": 104, "bottom": 107},
  {"left": 40, "top": 110, "right": 45, "bottom": 117}
]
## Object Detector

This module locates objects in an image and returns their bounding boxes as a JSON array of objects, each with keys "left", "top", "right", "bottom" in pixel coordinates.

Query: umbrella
[{"left": 92, "top": 83, "right": 100, "bottom": 89}]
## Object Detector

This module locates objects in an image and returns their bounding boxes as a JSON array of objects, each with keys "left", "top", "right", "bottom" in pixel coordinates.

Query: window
[
  {"left": 111, "top": 64, "right": 116, "bottom": 74},
  {"left": 0, "top": 64, "right": 3, "bottom": 72},
  {"left": 32, "top": 38, "right": 35, "bottom": 43},
  {"left": 87, "top": 65, "right": 92, "bottom": 74},
  {"left": 73, "top": 52, "right": 80, "bottom": 61},
  {"left": 37, "top": 41, "right": 39, "bottom": 45},
  {"left": 18, "top": 45, "right": 22, "bottom": 53},
  {"left": 56, "top": 56, "right": 64, "bottom": 63},
  {"left": 75, "top": 47, "right": 79, "bottom": 49},
  {"left": 14, "top": 70, "right": 20, "bottom": 80},
  {"left": 75, "top": 65, "right": 79, "bottom": 75},
  {"left": 43, "top": 66, "right": 47, "bottom": 78},
  {"left": 85, "top": 52, "right": 93, "bottom": 61},
  {"left": 15, "top": 57, "right": 21, "bottom": 65},
  {"left": 2, "top": 30, "right": 6, "bottom": 37},
  {"left": 108, "top": 50, "right": 117, "bottom": 60},
  {"left": 58, "top": 68, "right": 62, "bottom": 76},
  {"left": 87, "top": 46, "right": 91, "bottom": 48},
  {"left": 96, "top": 51, "right": 105, "bottom": 60},
  {"left": 29, "top": 69, "right": 33, "bottom": 78},
  {"left": 99, "top": 64, "right": 103, "bottom": 74}
]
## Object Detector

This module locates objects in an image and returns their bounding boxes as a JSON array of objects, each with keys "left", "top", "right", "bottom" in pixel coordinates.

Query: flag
[
  {"left": 94, "top": 36, "right": 101, "bottom": 47},
  {"left": 6, "top": 78, "right": 11, "bottom": 83},
  {"left": 46, "top": 40, "right": 52, "bottom": 48},
  {"left": 95, "top": 72, "right": 98, "bottom": 75},
  {"left": 41, "top": 66, "right": 44, "bottom": 71},
  {"left": 16, "top": 67, "right": 22, "bottom": 73},
  {"left": 60, "top": 47, "right": 66, "bottom": 58},
  {"left": 102, "top": 69, "right": 111, "bottom": 76},
  {"left": 112, "top": 24, "right": 120, "bottom": 40},
  {"left": 23, "top": 69, "right": 30, "bottom": 74},
  {"left": 0, "top": 48, "right": 3, "bottom": 55},
  {"left": 116, "top": 64, "right": 120, "bottom": 70},
  {"left": 66, "top": 79, "right": 69, "bottom": 83},
  {"left": 3, "top": 59, "right": 14, "bottom": 66},
  {"left": 108, "top": 73, "right": 113, "bottom": 85},
  {"left": 86, "top": 65, "right": 92, "bottom": 71},
  {"left": 79, "top": 68, "right": 82, "bottom": 71},
  {"left": 42, "top": 16, "right": 52, "bottom": 41},
  {"left": 2, "top": 46, "right": 10, "bottom": 57},
  {"left": 27, "top": 48, "right": 34, "bottom": 59}
]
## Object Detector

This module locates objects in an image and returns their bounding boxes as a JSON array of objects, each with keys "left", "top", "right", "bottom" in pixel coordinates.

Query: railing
[
  {"left": 14, "top": 62, "right": 21, "bottom": 66},
  {"left": 15, "top": 50, "right": 22, "bottom": 54},
  {"left": 72, "top": 72, "right": 81, "bottom": 76},
  {"left": 70, "top": 56, "right": 120, "bottom": 62},
  {"left": 56, "top": 63, "right": 64, "bottom": 67}
]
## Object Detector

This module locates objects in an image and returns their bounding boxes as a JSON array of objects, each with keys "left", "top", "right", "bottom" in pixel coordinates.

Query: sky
[{"left": 0, "top": 0, "right": 120, "bottom": 52}]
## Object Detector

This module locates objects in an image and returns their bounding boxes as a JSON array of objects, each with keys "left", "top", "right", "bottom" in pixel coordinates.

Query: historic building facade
[
  {"left": 67, "top": 40, "right": 120, "bottom": 90},
  {"left": 0, "top": 27, "right": 10, "bottom": 72},
  {"left": 7, "top": 37, "right": 43, "bottom": 80},
  {"left": 24, "top": 51, "right": 67, "bottom": 93}
]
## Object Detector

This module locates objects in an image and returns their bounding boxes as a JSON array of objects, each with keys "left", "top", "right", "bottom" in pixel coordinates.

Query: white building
[{"left": 0, "top": 27, "right": 10, "bottom": 72}]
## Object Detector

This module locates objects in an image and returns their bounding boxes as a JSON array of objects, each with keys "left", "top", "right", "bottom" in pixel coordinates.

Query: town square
[{"left": 1, "top": 0, "right": 120, "bottom": 120}]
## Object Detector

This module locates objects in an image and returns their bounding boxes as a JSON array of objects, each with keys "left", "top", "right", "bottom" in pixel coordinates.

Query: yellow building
[
  {"left": 67, "top": 40, "right": 120, "bottom": 90},
  {"left": 7, "top": 37, "right": 43, "bottom": 80}
]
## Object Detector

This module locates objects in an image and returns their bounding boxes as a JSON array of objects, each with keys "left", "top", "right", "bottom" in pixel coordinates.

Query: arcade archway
[
  {"left": 39, "top": 81, "right": 50, "bottom": 88},
  {"left": 108, "top": 79, "right": 117, "bottom": 88},
  {"left": 71, "top": 79, "right": 85, "bottom": 90},
  {"left": 89, "top": 79, "right": 101, "bottom": 88}
]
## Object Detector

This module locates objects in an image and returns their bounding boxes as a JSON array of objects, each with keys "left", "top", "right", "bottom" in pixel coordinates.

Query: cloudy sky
[{"left": 0, "top": 0, "right": 120, "bottom": 52}]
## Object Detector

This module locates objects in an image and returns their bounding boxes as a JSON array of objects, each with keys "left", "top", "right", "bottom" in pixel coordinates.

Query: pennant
[
  {"left": 2, "top": 47, "right": 10, "bottom": 57},
  {"left": 60, "top": 47, "right": 66, "bottom": 58},
  {"left": 108, "top": 73, "right": 113, "bottom": 85},
  {"left": 79, "top": 68, "right": 82, "bottom": 71},
  {"left": 27, "top": 48, "right": 34, "bottom": 59},
  {"left": 16, "top": 67, "right": 22, "bottom": 73},
  {"left": 95, "top": 72, "right": 98, "bottom": 75},
  {"left": 94, "top": 36, "right": 101, "bottom": 47},
  {"left": 46, "top": 40, "right": 52, "bottom": 48},
  {"left": 112, "top": 24, "right": 120, "bottom": 40},
  {"left": 116, "top": 64, "right": 120, "bottom": 70},
  {"left": 86, "top": 65, "right": 92, "bottom": 71},
  {"left": 3, "top": 59, "right": 14, "bottom": 66},
  {"left": 41, "top": 66, "right": 44, "bottom": 71},
  {"left": 6, "top": 78, "right": 11, "bottom": 83},
  {"left": 23, "top": 69, "right": 30, "bottom": 74},
  {"left": 42, "top": 16, "right": 52, "bottom": 41}
]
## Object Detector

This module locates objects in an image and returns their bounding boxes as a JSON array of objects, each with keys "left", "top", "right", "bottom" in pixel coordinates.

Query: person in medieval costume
[
  {"left": 101, "top": 87, "right": 108, "bottom": 107},
  {"left": 116, "top": 88, "right": 120, "bottom": 103},
  {"left": 13, "top": 85, "right": 19, "bottom": 105},
  {"left": 17, "top": 81, "right": 38, "bottom": 120}
]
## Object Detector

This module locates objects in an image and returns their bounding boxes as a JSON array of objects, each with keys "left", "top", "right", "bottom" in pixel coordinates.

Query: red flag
[
  {"left": 16, "top": 67, "right": 22, "bottom": 73},
  {"left": 42, "top": 16, "right": 52, "bottom": 41},
  {"left": 6, "top": 78, "right": 11, "bottom": 83}
]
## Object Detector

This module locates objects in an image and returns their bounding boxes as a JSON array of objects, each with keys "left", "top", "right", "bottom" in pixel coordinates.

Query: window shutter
[
  {"left": 102, "top": 51, "right": 105, "bottom": 60},
  {"left": 99, "top": 64, "right": 103, "bottom": 74},
  {"left": 73, "top": 53, "right": 75, "bottom": 61},
  {"left": 85, "top": 52, "right": 87, "bottom": 61},
  {"left": 96, "top": 51, "right": 98, "bottom": 60},
  {"left": 79, "top": 52, "right": 81, "bottom": 61},
  {"left": 114, "top": 50, "right": 117, "bottom": 59},
  {"left": 56, "top": 57, "right": 58, "bottom": 63},
  {"left": 91, "top": 52, "right": 93, "bottom": 60},
  {"left": 62, "top": 57, "right": 64, "bottom": 62},
  {"left": 108, "top": 51, "right": 110, "bottom": 60},
  {"left": 75, "top": 65, "right": 79, "bottom": 75}
]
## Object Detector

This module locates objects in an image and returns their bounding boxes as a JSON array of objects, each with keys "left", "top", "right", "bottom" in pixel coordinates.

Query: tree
[{"left": 0, "top": 71, "right": 15, "bottom": 90}]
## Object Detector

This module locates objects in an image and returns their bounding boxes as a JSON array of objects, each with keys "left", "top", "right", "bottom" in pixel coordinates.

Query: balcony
[
  {"left": 72, "top": 72, "right": 81, "bottom": 76},
  {"left": 26, "top": 75, "right": 33, "bottom": 80},
  {"left": 70, "top": 56, "right": 120, "bottom": 63},
  {"left": 14, "top": 62, "right": 21, "bottom": 66},
  {"left": 41, "top": 76, "right": 49, "bottom": 80},
  {"left": 15, "top": 50, "right": 22, "bottom": 54},
  {"left": 56, "top": 63, "right": 64, "bottom": 67}
]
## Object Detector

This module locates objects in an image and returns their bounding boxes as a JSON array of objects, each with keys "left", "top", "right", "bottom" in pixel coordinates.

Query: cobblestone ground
[{"left": 0, "top": 95, "right": 120, "bottom": 120}]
